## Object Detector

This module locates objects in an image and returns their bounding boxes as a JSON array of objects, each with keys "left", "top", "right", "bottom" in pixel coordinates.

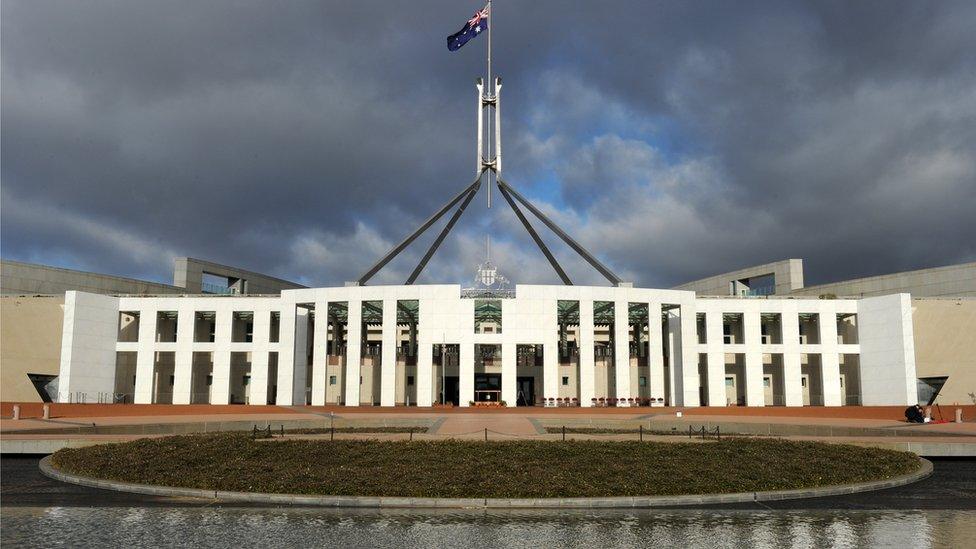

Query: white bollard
[
  {"left": 43, "top": 404, "right": 51, "bottom": 420},
  {"left": 12, "top": 405, "right": 20, "bottom": 420},
  {"left": 676, "top": 410, "right": 683, "bottom": 418},
  {"left": 956, "top": 408, "right": 963, "bottom": 423}
]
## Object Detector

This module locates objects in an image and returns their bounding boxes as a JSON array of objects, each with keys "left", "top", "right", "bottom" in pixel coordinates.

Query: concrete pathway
[{"left": 431, "top": 414, "right": 540, "bottom": 437}]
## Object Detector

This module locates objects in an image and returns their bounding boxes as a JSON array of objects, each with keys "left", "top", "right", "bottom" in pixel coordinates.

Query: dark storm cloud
[{"left": 2, "top": 0, "right": 974, "bottom": 288}]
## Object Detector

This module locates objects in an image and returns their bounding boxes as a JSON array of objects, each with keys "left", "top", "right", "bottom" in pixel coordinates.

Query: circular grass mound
[{"left": 50, "top": 434, "right": 921, "bottom": 499}]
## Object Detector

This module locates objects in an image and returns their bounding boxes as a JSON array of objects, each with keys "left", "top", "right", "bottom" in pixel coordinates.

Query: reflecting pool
[{"left": 3, "top": 507, "right": 975, "bottom": 548}]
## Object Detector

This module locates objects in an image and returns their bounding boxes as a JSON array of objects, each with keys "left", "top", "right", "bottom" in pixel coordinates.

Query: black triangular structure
[{"left": 356, "top": 169, "right": 622, "bottom": 287}]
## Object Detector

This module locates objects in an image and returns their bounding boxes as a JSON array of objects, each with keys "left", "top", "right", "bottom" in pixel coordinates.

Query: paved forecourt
[{"left": 2, "top": 404, "right": 974, "bottom": 455}]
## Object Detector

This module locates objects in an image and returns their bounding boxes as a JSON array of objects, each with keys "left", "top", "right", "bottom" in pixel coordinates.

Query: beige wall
[
  {"left": 913, "top": 298, "right": 976, "bottom": 405},
  {"left": 0, "top": 296, "right": 65, "bottom": 402}
]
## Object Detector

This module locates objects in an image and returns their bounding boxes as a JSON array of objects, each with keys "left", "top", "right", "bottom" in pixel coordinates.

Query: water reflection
[{"left": 3, "top": 507, "right": 974, "bottom": 548}]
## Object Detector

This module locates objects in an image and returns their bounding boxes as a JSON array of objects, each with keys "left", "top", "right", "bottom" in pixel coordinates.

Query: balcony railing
[{"left": 201, "top": 282, "right": 236, "bottom": 295}]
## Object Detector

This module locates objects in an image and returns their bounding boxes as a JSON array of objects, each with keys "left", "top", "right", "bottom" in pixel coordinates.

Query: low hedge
[{"left": 51, "top": 434, "right": 920, "bottom": 498}]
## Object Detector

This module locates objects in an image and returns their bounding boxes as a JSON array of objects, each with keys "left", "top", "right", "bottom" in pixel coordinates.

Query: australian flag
[{"left": 447, "top": 4, "right": 489, "bottom": 51}]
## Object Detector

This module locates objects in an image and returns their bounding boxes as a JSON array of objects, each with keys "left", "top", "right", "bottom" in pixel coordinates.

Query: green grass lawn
[{"left": 51, "top": 434, "right": 920, "bottom": 498}]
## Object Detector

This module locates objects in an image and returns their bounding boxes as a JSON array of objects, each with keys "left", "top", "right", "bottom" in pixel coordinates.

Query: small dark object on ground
[{"left": 906, "top": 405, "right": 925, "bottom": 424}]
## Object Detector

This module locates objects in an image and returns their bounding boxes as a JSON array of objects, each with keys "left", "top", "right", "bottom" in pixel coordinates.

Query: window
[
  {"left": 475, "top": 299, "right": 502, "bottom": 334},
  {"left": 407, "top": 376, "right": 415, "bottom": 386},
  {"left": 763, "top": 378, "right": 771, "bottom": 387},
  {"left": 917, "top": 376, "right": 949, "bottom": 405},
  {"left": 639, "top": 376, "right": 647, "bottom": 387},
  {"left": 232, "top": 312, "right": 254, "bottom": 343},
  {"left": 561, "top": 376, "right": 569, "bottom": 386},
  {"left": 206, "top": 375, "right": 213, "bottom": 386},
  {"left": 725, "top": 377, "right": 734, "bottom": 387},
  {"left": 155, "top": 311, "right": 178, "bottom": 343},
  {"left": 798, "top": 313, "right": 820, "bottom": 344},
  {"left": 168, "top": 375, "right": 175, "bottom": 386},
  {"left": 194, "top": 312, "right": 216, "bottom": 343},
  {"left": 329, "top": 375, "right": 337, "bottom": 386}
]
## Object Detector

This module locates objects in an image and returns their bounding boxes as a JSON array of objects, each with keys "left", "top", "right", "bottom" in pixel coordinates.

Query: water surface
[{"left": 3, "top": 507, "right": 974, "bottom": 548}]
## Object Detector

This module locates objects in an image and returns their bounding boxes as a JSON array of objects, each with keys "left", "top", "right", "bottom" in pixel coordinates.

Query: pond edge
[{"left": 39, "top": 455, "right": 932, "bottom": 509}]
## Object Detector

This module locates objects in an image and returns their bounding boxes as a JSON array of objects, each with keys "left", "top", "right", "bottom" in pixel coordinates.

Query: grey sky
[{"left": 2, "top": 0, "right": 974, "bottom": 288}]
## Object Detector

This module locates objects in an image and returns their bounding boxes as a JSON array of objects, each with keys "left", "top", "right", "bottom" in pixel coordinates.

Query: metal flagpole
[
  {"left": 487, "top": 0, "right": 491, "bottom": 98},
  {"left": 486, "top": 0, "right": 492, "bottom": 209}
]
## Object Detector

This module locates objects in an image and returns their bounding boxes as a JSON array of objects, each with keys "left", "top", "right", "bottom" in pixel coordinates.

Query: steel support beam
[
  {"left": 357, "top": 170, "right": 485, "bottom": 285},
  {"left": 497, "top": 183, "right": 571, "bottom": 285},
  {"left": 406, "top": 179, "right": 483, "bottom": 284},
  {"left": 497, "top": 178, "right": 622, "bottom": 286}
]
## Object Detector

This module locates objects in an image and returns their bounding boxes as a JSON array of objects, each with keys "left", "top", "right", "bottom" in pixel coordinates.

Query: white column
[
  {"left": 502, "top": 342, "right": 516, "bottom": 406},
  {"left": 666, "top": 311, "right": 680, "bottom": 405},
  {"left": 543, "top": 299, "right": 558, "bottom": 401},
  {"left": 250, "top": 309, "right": 271, "bottom": 406},
  {"left": 705, "top": 310, "right": 726, "bottom": 406},
  {"left": 459, "top": 342, "right": 474, "bottom": 407},
  {"left": 380, "top": 299, "right": 397, "bottom": 407},
  {"left": 417, "top": 336, "right": 433, "bottom": 407},
  {"left": 647, "top": 302, "right": 665, "bottom": 403},
  {"left": 543, "top": 340, "right": 558, "bottom": 402},
  {"left": 133, "top": 306, "right": 157, "bottom": 404},
  {"left": 275, "top": 303, "right": 298, "bottom": 405},
  {"left": 211, "top": 309, "right": 232, "bottom": 405},
  {"left": 344, "top": 301, "right": 362, "bottom": 406},
  {"left": 172, "top": 307, "right": 194, "bottom": 405},
  {"left": 310, "top": 301, "right": 329, "bottom": 406},
  {"left": 613, "top": 300, "right": 631, "bottom": 403},
  {"left": 678, "top": 302, "right": 700, "bottom": 406},
  {"left": 579, "top": 299, "right": 595, "bottom": 406},
  {"left": 417, "top": 299, "right": 433, "bottom": 407},
  {"left": 781, "top": 306, "right": 803, "bottom": 406},
  {"left": 743, "top": 310, "right": 765, "bottom": 406},
  {"left": 290, "top": 308, "right": 309, "bottom": 405},
  {"left": 819, "top": 311, "right": 842, "bottom": 406}
]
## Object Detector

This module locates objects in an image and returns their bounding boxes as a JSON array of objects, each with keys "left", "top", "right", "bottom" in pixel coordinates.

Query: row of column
[
  {"left": 131, "top": 306, "right": 308, "bottom": 406},
  {"left": 303, "top": 299, "right": 695, "bottom": 408},
  {"left": 129, "top": 302, "right": 845, "bottom": 408},
  {"left": 701, "top": 307, "right": 846, "bottom": 407}
]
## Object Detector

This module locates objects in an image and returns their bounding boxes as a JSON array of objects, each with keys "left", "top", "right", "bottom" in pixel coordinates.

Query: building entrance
[
  {"left": 444, "top": 376, "right": 460, "bottom": 406},
  {"left": 474, "top": 373, "right": 502, "bottom": 404},
  {"left": 516, "top": 376, "right": 535, "bottom": 406}
]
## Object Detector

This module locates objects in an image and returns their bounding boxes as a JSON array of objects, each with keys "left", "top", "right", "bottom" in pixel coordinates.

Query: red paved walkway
[{"left": 3, "top": 402, "right": 974, "bottom": 423}]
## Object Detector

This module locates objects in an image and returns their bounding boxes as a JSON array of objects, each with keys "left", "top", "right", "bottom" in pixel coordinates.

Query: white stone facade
[{"left": 56, "top": 285, "right": 919, "bottom": 407}]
